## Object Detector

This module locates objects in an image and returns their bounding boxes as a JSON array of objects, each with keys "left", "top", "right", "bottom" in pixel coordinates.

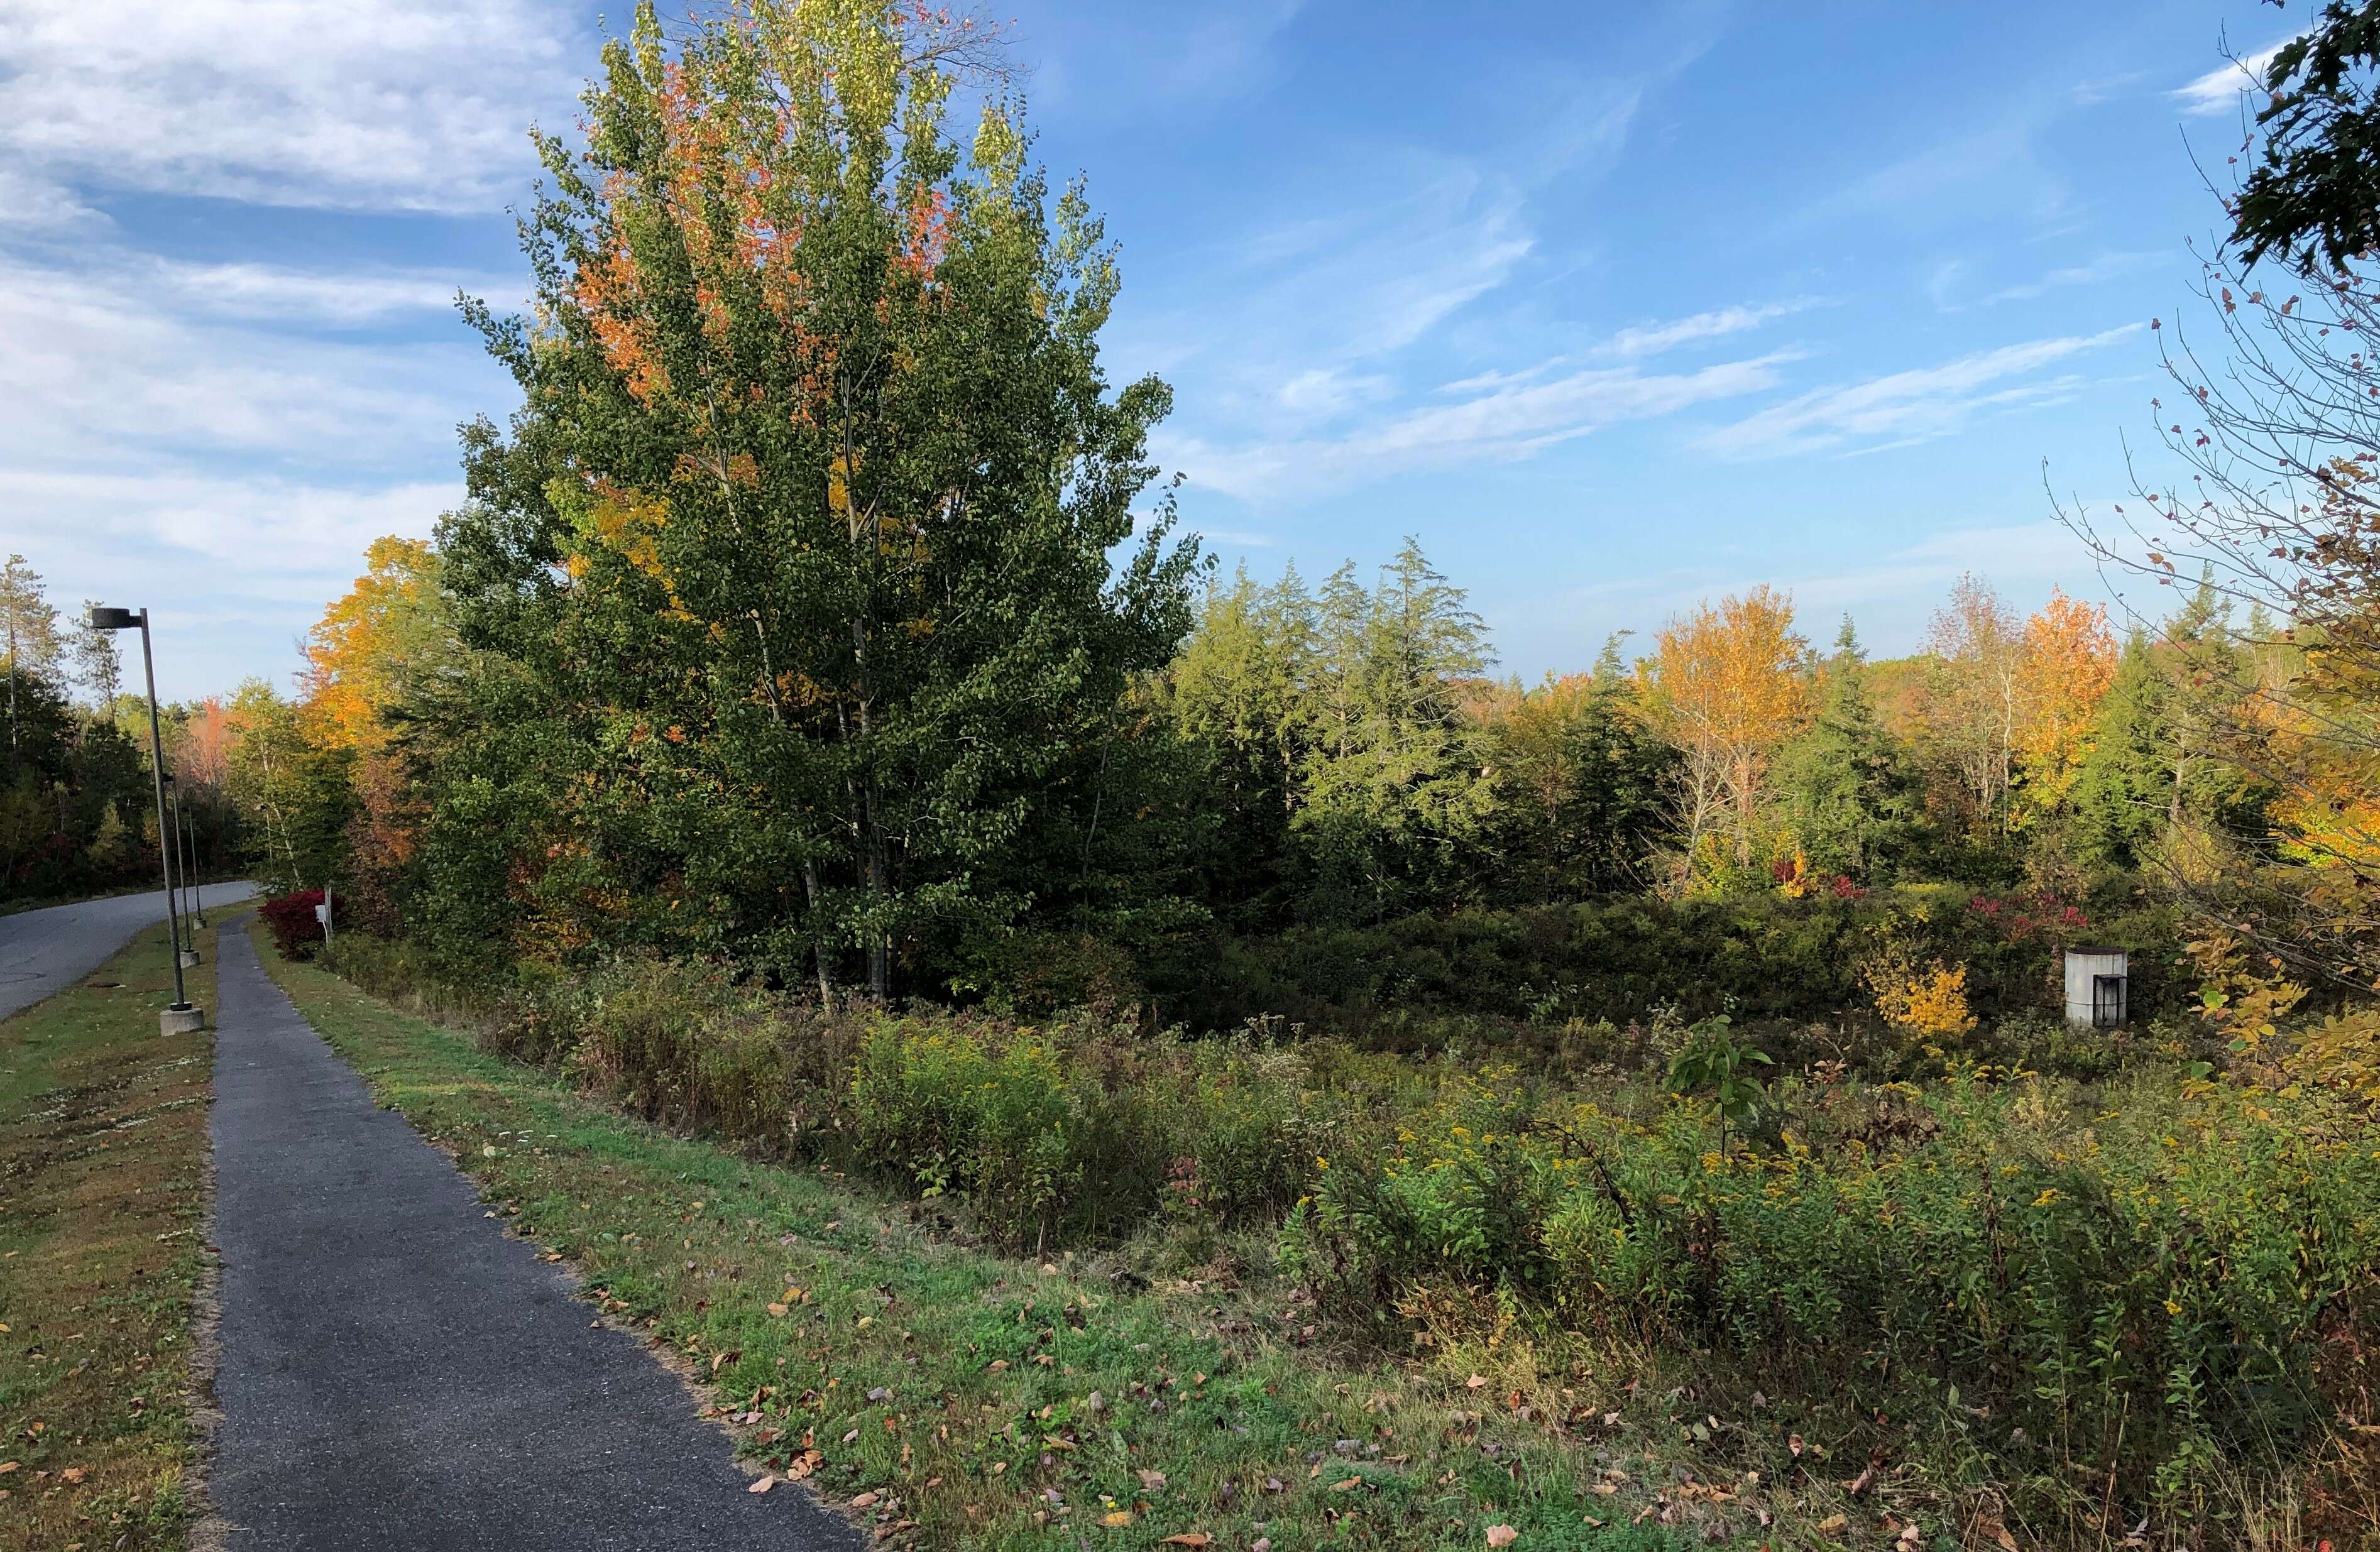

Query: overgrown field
[
  {"left": 302, "top": 924, "right": 2380, "bottom": 1549},
  {"left": 0, "top": 923, "right": 217, "bottom": 1551}
]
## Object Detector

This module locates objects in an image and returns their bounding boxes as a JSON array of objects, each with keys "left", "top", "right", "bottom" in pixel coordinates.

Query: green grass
[
  {"left": 0, "top": 921, "right": 218, "bottom": 1551},
  {"left": 249, "top": 926, "right": 1987, "bottom": 1551}
]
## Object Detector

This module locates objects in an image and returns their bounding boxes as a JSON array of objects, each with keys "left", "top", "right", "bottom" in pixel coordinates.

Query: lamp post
[
  {"left": 162, "top": 772, "right": 200, "bottom": 964},
  {"left": 182, "top": 781, "right": 206, "bottom": 929},
  {"left": 87, "top": 606, "right": 200, "bottom": 1036}
]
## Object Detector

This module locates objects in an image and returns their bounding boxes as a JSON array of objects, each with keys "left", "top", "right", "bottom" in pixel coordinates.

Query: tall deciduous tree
[
  {"left": 2011, "top": 587, "right": 2119, "bottom": 825},
  {"left": 1917, "top": 573, "right": 2024, "bottom": 837},
  {"left": 1640, "top": 586, "right": 1808, "bottom": 883},
  {"left": 437, "top": 0, "right": 1197, "bottom": 997}
]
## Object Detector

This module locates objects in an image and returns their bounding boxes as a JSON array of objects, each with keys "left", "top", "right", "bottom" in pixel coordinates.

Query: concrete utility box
[{"left": 2064, "top": 947, "right": 2129, "bottom": 1029}]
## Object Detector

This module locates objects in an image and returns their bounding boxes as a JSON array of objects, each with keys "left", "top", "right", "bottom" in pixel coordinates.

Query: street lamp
[
  {"left": 182, "top": 779, "right": 206, "bottom": 930},
  {"left": 87, "top": 606, "right": 200, "bottom": 1036},
  {"left": 162, "top": 772, "right": 201, "bottom": 959}
]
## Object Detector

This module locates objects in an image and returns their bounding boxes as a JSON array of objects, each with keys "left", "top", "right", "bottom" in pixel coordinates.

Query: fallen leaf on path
[{"left": 748, "top": 1475, "right": 776, "bottom": 1494}]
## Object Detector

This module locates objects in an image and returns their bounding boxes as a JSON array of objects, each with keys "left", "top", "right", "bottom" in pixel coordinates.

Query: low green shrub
[
  {"left": 1158, "top": 886, "right": 2183, "bottom": 1039},
  {"left": 845, "top": 1011, "right": 1327, "bottom": 1250},
  {"left": 1285, "top": 1062, "right": 2380, "bottom": 1528}
]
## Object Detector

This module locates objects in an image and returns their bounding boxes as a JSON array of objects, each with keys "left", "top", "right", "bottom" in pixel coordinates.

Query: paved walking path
[
  {"left": 207, "top": 919, "right": 855, "bottom": 1550},
  {"left": 0, "top": 883, "right": 255, "bottom": 1020}
]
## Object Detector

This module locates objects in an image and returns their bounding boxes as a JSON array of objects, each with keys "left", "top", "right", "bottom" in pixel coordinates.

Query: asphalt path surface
[
  {"left": 0, "top": 882, "right": 256, "bottom": 1020},
  {"left": 206, "top": 917, "right": 857, "bottom": 1550}
]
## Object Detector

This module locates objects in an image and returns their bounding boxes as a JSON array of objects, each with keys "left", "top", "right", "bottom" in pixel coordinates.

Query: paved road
[
  {"left": 207, "top": 918, "right": 856, "bottom": 1551},
  {"left": 0, "top": 883, "right": 256, "bottom": 1020}
]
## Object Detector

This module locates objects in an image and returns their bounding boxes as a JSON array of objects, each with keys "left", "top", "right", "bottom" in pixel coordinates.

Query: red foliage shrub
[{"left": 259, "top": 889, "right": 326, "bottom": 960}]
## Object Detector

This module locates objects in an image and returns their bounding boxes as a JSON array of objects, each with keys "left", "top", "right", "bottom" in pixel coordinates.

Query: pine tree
[
  {"left": 1772, "top": 617, "right": 1922, "bottom": 880},
  {"left": 2071, "top": 630, "right": 2174, "bottom": 870},
  {"left": 0, "top": 555, "right": 62, "bottom": 759}
]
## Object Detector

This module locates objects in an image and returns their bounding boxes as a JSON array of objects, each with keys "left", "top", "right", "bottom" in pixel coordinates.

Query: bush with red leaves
[{"left": 258, "top": 888, "right": 327, "bottom": 960}]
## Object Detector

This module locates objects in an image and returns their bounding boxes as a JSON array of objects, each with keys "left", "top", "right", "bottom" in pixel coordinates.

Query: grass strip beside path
[
  {"left": 1, "top": 922, "right": 217, "bottom": 1551},
  {"left": 254, "top": 930, "right": 1830, "bottom": 1552}
]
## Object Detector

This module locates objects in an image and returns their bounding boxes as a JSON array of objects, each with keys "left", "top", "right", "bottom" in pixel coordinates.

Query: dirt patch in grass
[{"left": 0, "top": 922, "right": 219, "bottom": 1551}]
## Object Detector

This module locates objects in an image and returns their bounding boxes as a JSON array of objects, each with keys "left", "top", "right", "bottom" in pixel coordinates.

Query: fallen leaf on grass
[
  {"left": 60, "top": 1466, "right": 87, "bottom": 1484},
  {"left": 1102, "top": 1509, "right": 1133, "bottom": 1527},
  {"left": 1815, "top": 1512, "right": 1848, "bottom": 1534},
  {"left": 1160, "top": 1536, "right": 1211, "bottom": 1548},
  {"left": 850, "top": 1490, "right": 879, "bottom": 1508},
  {"left": 1136, "top": 1468, "right": 1166, "bottom": 1490},
  {"left": 767, "top": 1303, "right": 788, "bottom": 1318},
  {"left": 1788, "top": 1432, "right": 1804, "bottom": 1456},
  {"left": 1486, "top": 1526, "right": 1520, "bottom": 1547},
  {"left": 1329, "top": 1476, "right": 1361, "bottom": 1492},
  {"left": 1466, "top": 1374, "right": 1488, "bottom": 1390}
]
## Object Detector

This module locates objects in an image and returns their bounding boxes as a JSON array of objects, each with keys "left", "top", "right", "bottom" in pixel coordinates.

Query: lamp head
[{"left": 87, "top": 606, "right": 140, "bottom": 631}]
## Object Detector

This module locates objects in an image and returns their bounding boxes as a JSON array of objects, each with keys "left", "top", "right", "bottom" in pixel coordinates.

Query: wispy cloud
[
  {"left": 1700, "top": 327, "right": 2139, "bottom": 459},
  {"left": 1979, "top": 252, "right": 2154, "bottom": 306},
  {"left": 141, "top": 259, "right": 518, "bottom": 327},
  {"left": 0, "top": 254, "right": 498, "bottom": 469},
  {"left": 1594, "top": 299, "right": 1819, "bottom": 359},
  {"left": 2173, "top": 42, "right": 2290, "bottom": 117},
  {"left": 6, "top": 468, "right": 464, "bottom": 696},
  {"left": 0, "top": 0, "right": 585, "bottom": 214},
  {"left": 1162, "top": 351, "right": 1794, "bottom": 502}
]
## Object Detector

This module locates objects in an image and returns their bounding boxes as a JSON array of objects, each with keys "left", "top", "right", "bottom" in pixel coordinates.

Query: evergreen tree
[
  {"left": 1772, "top": 618, "right": 1922, "bottom": 880},
  {"left": 2072, "top": 630, "right": 2176, "bottom": 870}
]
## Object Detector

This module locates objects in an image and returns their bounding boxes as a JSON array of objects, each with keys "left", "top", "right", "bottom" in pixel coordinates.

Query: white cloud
[
  {"left": 1979, "top": 252, "right": 2153, "bottom": 306},
  {"left": 0, "top": 0, "right": 586, "bottom": 214},
  {"left": 1595, "top": 300, "right": 1817, "bottom": 359},
  {"left": 1161, "top": 351, "right": 1793, "bottom": 502},
  {"left": 6, "top": 469, "right": 462, "bottom": 698},
  {"left": 0, "top": 254, "right": 498, "bottom": 468},
  {"left": 2173, "top": 43, "right": 2290, "bottom": 117},
  {"left": 1700, "top": 327, "right": 2139, "bottom": 459},
  {"left": 143, "top": 259, "right": 518, "bottom": 325}
]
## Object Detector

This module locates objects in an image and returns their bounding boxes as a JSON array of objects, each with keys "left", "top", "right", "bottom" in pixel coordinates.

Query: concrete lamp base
[
  {"left": 178, "top": 949, "right": 201, "bottom": 970},
  {"left": 160, "top": 1004, "right": 204, "bottom": 1036}
]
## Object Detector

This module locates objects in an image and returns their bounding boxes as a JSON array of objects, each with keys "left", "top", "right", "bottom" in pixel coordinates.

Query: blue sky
[{"left": 0, "top": 0, "right": 2288, "bottom": 697}]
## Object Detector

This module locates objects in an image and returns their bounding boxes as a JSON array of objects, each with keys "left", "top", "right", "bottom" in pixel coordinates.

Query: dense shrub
[
  {"left": 847, "top": 1012, "right": 1324, "bottom": 1249},
  {"left": 1156, "top": 887, "right": 2182, "bottom": 1038},
  {"left": 1284, "top": 1063, "right": 2380, "bottom": 1524},
  {"left": 257, "top": 889, "right": 326, "bottom": 959}
]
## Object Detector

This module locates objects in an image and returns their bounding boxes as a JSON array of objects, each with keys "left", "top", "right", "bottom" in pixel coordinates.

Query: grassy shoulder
[
  {"left": 0, "top": 921, "right": 219, "bottom": 1551},
  {"left": 248, "top": 929, "right": 1889, "bottom": 1552}
]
